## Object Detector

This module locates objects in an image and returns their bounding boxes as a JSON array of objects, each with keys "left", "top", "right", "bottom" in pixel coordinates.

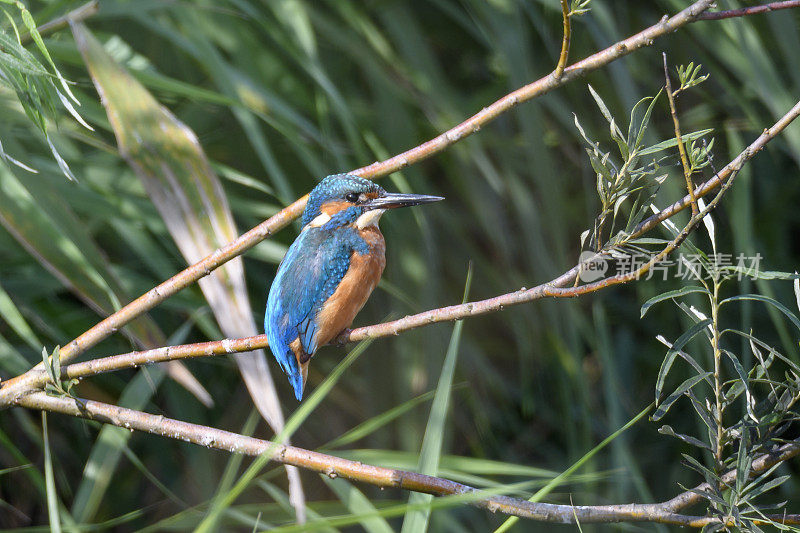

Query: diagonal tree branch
[
  {"left": 3, "top": 97, "right": 800, "bottom": 407},
  {"left": 18, "top": 391, "right": 800, "bottom": 527},
  {"left": 5, "top": 0, "right": 798, "bottom": 394},
  {"left": 0, "top": 0, "right": 718, "bottom": 387}
]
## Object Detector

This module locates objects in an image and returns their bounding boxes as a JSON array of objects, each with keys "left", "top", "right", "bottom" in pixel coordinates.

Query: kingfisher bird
[{"left": 265, "top": 173, "right": 443, "bottom": 400}]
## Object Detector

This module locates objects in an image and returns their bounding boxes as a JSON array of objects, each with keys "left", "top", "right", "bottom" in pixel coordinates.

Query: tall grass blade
[
  {"left": 322, "top": 477, "right": 394, "bottom": 533},
  {"left": 69, "top": 20, "right": 306, "bottom": 518},
  {"left": 493, "top": 403, "right": 653, "bottom": 533},
  {"left": 401, "top": 266, "right": 471, "bottom": 533},
  {"left": 71, "top": 20, "right": 284, "bottom": 431},
  {"left": 0, "top": 280, "right": 42, "bottom": 350},
  {"left": 41, "top": 412, "right": 62, "bottom": 533}
]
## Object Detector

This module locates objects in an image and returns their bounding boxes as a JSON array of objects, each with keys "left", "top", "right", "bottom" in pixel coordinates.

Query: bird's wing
[
  {"left": 295, "top": 240, "right": 352, "bottom": 356},
  {"left": 265, "top": 229, "right": 352, "bottom": 374}
]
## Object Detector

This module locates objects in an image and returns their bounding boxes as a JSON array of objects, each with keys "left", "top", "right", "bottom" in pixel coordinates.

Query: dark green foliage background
[{"left": 1, "top": 0, "right": 799, "bottom": 530}]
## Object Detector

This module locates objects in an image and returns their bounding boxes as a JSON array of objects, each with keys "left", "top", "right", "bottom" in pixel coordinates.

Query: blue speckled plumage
[
  {"left": 303, "top": 174, "right": 382, "bottom": 226},
  {"left": 265, "top": 228, "right": 351, "bottom": 396},
  {"left": 265, "top": 173, "right": 443, "bottom": 401}
]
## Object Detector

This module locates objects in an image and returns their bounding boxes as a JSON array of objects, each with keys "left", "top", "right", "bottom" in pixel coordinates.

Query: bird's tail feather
[{"left": 289, "top": 362, "right": 309, "bottom": 401}]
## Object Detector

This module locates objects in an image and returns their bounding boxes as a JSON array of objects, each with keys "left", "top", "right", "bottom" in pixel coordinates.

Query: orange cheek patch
[{"left": 321, "top": 200, "right": 352, "bottom": 216}]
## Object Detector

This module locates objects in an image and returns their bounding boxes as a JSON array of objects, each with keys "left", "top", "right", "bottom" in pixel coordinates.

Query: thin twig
[
  {"left": 663, "top": 53, "right": 699, "bottom": 216},
  {"left": 697, "top": 0, "right": 800, "bottom": 20},
  {"left": 554, "top": 0, "right": 571, "bottom": 79},
  {"left": 19, "top": 391, "right": 800, "bottom": 527},
  {"left": 19, "top": 0, "right": 99, "bottom": 45}
]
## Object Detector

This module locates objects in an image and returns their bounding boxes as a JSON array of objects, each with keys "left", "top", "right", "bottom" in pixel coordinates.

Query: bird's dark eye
[{"left": 345, "top": 192, "right": 360, "bottom": 203}]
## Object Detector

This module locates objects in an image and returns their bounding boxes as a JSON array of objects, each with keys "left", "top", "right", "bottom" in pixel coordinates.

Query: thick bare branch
[{"left": 19, "top": 392, "right": 800, "bottom": 527}]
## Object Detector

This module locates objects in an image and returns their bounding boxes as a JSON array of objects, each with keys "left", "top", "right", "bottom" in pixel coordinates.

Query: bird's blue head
[
  {"left": 302, "top": 174, "right": 383, "bottom": 227},
  {"left": 302, "top": 173, "right": 444, "bottom": 230}
]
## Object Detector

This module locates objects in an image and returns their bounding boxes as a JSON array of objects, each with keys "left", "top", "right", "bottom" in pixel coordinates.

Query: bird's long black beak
[{"left": 364, "top": 192, "right": 444, "bottom": 210}]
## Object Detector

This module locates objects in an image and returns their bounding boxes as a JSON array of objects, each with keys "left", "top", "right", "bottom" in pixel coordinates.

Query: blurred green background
[{"left": 1, "top": 0, "right": 799, "bottom": 530}]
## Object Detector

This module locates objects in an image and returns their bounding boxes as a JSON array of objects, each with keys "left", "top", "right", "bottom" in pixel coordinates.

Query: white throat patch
[
  {"left": 306, "top": 212, "right": 332, "bottom": 228},
  {"left": 355, "top": 209, "right": 386, "bottom": 229}
]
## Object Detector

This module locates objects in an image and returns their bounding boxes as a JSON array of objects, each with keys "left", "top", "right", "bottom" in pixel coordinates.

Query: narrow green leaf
[
  {"left": 0, "top": 280, "right": 41, "bottom": 350},
  {"left": 721, "top": 294, "right": 800, "bottom": 332},
  {"left": 725, "top": 329, "right": 800, "bottom": 374},
  {"left": 335, "top": 449, "right": 556, "bottom": 480},
  {"left": 724, "top": 349, "right": 755, "bottom": 421},
  {"left": 0, "top": 331, "right": 33, "bottom": 374},
  {"left": 641, "top": 286, "right": 709, "bottom": 317},
  {"left": 686, "top": 390, "right": 717, "bottom": 436},
  {"left": 638, "top": 129, "right": 713, "bottom": 156},
  {"left": 652, "top": 372, "right": 712, "bottom": 421},
  {"left": 655, "top": 319, "right": 712, "bottom": 401},
  {"left": 402, "top": 266, "right": 471, "bottom": 533},
  {"left": 658, "top": 425, "right": 711, "bottom": 450},
  {"left": 717, "top": 267, "right": 800, "bottom": 281},
  {"left": 72, "top": 21, "right": 284, "bottom": 438},
  {"left": 741, "top": 462, "right": 783, "bottom": 499},
  {"left": 681, "top": 454, "right": 720, "bottom": 489},
  {"left": 634, "top": 89, "right": 663, "bottom": 150},
  {"left": 587, "top": 84, "right": 624, "bottom": 141},
  {"left": 324, "top": 389, "right": 438, "bottom": 449},
  {"left": 744, "top": 475, "right": 791, "bottom": 501},
  {"left": 323, "top": 477, "right": 394, "bottom": 533},
  {"left": 41, "top": 412, "right": 62, "bottom": 533},
  {"left": 0, "top": 463, "right": 31, "bottom": 476}
]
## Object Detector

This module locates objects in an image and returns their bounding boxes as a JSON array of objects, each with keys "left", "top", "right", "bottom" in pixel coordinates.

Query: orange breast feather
[{"left": 313, "top": 226, "right": 386, "bottom": 348}]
